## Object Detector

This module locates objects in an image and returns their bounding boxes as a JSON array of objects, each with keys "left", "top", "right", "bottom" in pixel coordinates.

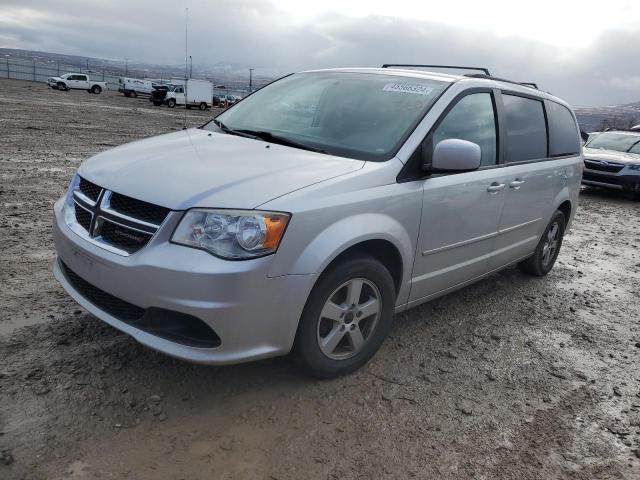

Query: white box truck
[{"left": 156, "top": 79, "right": 213, "bottom": 110}]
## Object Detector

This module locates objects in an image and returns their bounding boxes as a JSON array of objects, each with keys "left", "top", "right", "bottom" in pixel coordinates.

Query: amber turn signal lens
[{"left": 263, "top": 215, "right": 289, "bottom": 250}]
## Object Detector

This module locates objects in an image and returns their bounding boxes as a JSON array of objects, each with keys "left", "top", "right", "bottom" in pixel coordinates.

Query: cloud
[{"left": 1, "top": 0, "right": 639, "bottom": 106}]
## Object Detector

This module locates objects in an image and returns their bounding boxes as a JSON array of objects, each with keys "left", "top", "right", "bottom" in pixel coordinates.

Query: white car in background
[
  {"left": 118, "top": 77, "right": 159, "bottom": 97},
  {"left": 47, "top": 73, "right": 106, "bottom": 94}
]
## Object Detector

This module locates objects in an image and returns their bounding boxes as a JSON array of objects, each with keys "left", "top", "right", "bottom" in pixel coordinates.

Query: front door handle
[
  {"left": 487, "top": 182, "right": 506, "bottom": 193},
  {"left": 509, "top": 179, "right": 526, "bottom": 189}
]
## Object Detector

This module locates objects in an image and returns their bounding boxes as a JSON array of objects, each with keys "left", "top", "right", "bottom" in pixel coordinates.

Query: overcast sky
[{"left": 1, "top": 0, "right": 640, "bottom": 106}]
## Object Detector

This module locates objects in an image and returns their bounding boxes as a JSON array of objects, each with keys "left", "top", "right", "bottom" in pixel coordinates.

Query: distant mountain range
[
  {"left": 2, "top": 48, "right": 638, "bottom": 131},
  {"left": 574, "top": 102, "right": 640, "bottom": 133}
]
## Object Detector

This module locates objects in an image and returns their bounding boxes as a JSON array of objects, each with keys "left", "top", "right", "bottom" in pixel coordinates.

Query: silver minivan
[{"left": 53, "top": 65, "right": 583, "bottom": 377}]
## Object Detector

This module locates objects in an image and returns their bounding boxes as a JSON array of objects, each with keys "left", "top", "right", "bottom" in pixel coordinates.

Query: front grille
[
  {"left": 584, "top": 160, "right": 624, "bottom": 173},
  {"left": 61, "top": 261, "right": 144, "bottom": 321},
  {"left": 109, "top": 192, "right": 170, "bottom": 225},
  {"left": 79, "top": 177, "right": 102, "bottom": 202},
  {"left": 60, "top": 261, "right": 221, "bottom": 348},
  {"left": 99, "top": 221, "right": 153, "bottom": 253},
  {"left": 70, "top": 180, "right": 171, "bottom": 255},
  {"left": 583, "top": 172, "right": 623, "bottom": 185},
  {"left": 75, "top": 205, "right": 92, "bottom": 231}
]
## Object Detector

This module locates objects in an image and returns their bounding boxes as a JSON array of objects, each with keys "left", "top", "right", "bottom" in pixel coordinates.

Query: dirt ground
[{"left": 1, "top": 78, "right": 639, "bottom": 480}]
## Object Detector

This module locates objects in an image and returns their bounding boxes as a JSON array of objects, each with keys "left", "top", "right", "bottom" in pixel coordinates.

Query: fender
[
  {"left": 268, "top": 212, "right": 416, "bottom": 306},
  {"left": 551, "top": 161, "right": 581, "bottom": 230}
]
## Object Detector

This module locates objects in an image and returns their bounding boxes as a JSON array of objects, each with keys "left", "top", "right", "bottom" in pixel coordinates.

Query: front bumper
[
  {"left": 52, "top": 197, "right": 316, "bottom": 365},
  {"left": 582, "top": 166, "right": 640, "bottom": 192}
]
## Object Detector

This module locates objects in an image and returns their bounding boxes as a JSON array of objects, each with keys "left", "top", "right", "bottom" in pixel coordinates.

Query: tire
[
  {"left": 153, "top": 101, "right": 162, "bottom": 107},
  {"left": 130, "top": 90, "right": 137, "bottom": 98},
  {"left": 91, "top": 85, "right": 102, "bottom": 94},
  {"left": 199, "top": 102, "right": 207, "bottom": 111},
  {"left": 294, "top": 253, "right": 396, "bottom": 378},
  {"left": 167, "top": 99, "right": 176, "bottom": 108},
  {"left": 518, "top": 210, "right": 566, "bottom": 276},
  {"left": 57, "top": 82, "right": 67, "bottom": 91},
  {"left": 186, "top": 105, "right": 192, "bottom": 110}
]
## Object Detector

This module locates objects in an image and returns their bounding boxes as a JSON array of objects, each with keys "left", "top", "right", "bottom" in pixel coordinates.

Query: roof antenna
[{"left": 183, "top": 7, "right": 189, "bottom": 130}]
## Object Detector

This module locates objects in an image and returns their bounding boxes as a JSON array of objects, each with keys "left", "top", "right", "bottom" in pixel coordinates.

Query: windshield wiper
[
  {"left": 235, "top": 129, "right": 328, "bottom": 154},
  {"left": 211, "top": 119, "right": 259, "bottom": 140},
  {"left": 626, "top": 139, "right": 640, "bottom": 153}
]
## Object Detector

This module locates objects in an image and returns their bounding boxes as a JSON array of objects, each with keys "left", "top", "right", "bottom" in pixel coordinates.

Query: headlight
[
  {"left": 63, "top": 173, "right": 81, "bottom": 226},
  {"left": 171, "top": 209, "right": 290, "bottom": 259}
]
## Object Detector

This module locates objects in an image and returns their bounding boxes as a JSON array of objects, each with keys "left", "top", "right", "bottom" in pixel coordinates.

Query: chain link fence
[
  {"left": 1, "top": 57, "right": 132, "bottom": 90},
  {"left": 2, "top": 57, "right": 261, "bottom": 98}
]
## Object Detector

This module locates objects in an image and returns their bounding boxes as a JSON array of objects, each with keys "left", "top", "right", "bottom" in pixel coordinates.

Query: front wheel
[
  {"left": 294, "top": 253, "right": 396, "bottom": 378},
  {"left": 167, "top": 99, "right": 176, "bottom": 108},
  {"left": 518, "top": 210, "right": 566, "bottom": 276},
  {"left": 57, "top": 82, "right": 67, "bottom": 91}
]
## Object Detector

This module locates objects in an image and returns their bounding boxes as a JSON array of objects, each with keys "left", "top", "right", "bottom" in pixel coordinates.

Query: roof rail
[
  {"left": 381, "top": 64, "right": 491, "bottom": 76},
  {"left": 464, "top": 73, "right": 539, "bottom": 90}
]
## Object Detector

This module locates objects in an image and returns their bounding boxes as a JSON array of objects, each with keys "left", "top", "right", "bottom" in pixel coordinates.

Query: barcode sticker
[{"left": 383, "top": 83, "right": 434, "bottom": 95}]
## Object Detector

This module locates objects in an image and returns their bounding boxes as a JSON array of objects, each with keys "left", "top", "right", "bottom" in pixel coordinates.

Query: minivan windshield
[
  {"left": 205, "top": 72, "right": 450, "bottom": 161},
  {"left": 586, "top": 132, "right": 640, "bottom": 154}
]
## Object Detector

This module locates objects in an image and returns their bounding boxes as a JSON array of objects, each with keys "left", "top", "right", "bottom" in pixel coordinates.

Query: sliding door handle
[{"left": 487, "top": 182, "right": 506, "bottom": 193}]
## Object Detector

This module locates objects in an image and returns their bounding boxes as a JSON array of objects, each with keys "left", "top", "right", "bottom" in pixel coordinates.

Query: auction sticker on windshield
[{"left": 382, "top": 83, "right": 434, "bottom": 95}]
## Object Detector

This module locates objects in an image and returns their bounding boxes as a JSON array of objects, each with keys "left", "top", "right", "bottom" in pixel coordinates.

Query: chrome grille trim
[
  {"left": 100, "top": 191, "right": 163, "bottom": 229},
  {"left": 73, "top": 190, "right": 98, "bottom": 207},
  {"left": 66, "top": 178, "right": 171, "bottom": 256}
]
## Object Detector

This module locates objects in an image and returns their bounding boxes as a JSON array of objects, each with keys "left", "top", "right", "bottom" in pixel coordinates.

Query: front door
[
  {"left": 174, "top": 86, "right": 186, "bottom": 105},
  {"left": 410, "top": 91, "right": 506, "bottom": 302}
]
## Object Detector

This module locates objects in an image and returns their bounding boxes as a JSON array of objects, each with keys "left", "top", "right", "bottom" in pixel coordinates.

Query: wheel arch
[
  {"left": 323, "top": 239, "right": 404, "bottom": 297},
  {"left": 551, "top": 186, "right": 574, "bottom": 230},
  {"left": 269, "top": 212, "right": 415, "bottom": 306},
  {"left": 557, "top": 200, "right": 571, "bottom": 225}
]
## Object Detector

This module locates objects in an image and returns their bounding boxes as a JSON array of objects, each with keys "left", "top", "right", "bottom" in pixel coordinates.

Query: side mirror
[{"left": 430, "top": 139, "right": 481, "bottom": 173}]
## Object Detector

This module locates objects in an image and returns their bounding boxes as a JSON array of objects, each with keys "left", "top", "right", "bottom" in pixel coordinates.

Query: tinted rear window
[
  {"left": 547, "top": 102, "right": 580, "bottom": 156},
  {"left": 503, "top": 94, "right": 547, "bottom": 162}
]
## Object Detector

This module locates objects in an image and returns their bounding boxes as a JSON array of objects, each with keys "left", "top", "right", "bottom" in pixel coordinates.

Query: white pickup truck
[{"left": 47, "top": 73, "right": 107, "bottom": 94}]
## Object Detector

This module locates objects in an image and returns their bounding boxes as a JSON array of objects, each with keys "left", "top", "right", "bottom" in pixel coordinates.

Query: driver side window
[{"left": 432, "top": 92, "right": 497, "bottom": 167}]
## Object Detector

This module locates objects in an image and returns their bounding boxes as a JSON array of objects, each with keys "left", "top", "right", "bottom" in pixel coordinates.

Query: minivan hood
[
  {"left": 583, "top": 147, "right": 640, "bottom": 165},
  {"left": 79, "top": 128, "right": 364, "bottom": 210}
]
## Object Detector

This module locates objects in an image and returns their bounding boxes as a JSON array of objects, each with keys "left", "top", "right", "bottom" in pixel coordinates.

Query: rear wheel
[
  {"left": 167, "top": 99, "right": 176, "bottom": 108},
  {"left": 130, "top": 90, "right": 137, "bottom": 98},
  {"left": 294, "top": 253, "right": 396, "bottom": 378},
  {"left": 91, "top": 85, "right": 102, "bottom": 94},
  {"left": 199, "top": 102, "right": 207, "bottom": 111},
  {"left": 518, "top": 210, "right": 565, "bottom": 276}
]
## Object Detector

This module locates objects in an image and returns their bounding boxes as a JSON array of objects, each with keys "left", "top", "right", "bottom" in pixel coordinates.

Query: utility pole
[
  {"left": 125, "top": 58, "right": 128, "bottom": 76},
  {"left": 185, "top": 8, "right": 189, "bottom": 80},
  {"left": 86, "top": 59, "right": 89, "bottom": 71},
  {"left": 249, "top": 68, "right": 254, "bottom": 92},
  {"left": 189, "top": 56, "right": 193, "bottom": 78}
]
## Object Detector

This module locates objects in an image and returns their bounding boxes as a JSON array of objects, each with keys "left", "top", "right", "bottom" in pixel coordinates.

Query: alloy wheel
[
  {"left": 541, "top": 222, "right": 559, "bottom": 267},
  {"left": 316, "top": 278, "right": 381, "bottom": 360}
]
